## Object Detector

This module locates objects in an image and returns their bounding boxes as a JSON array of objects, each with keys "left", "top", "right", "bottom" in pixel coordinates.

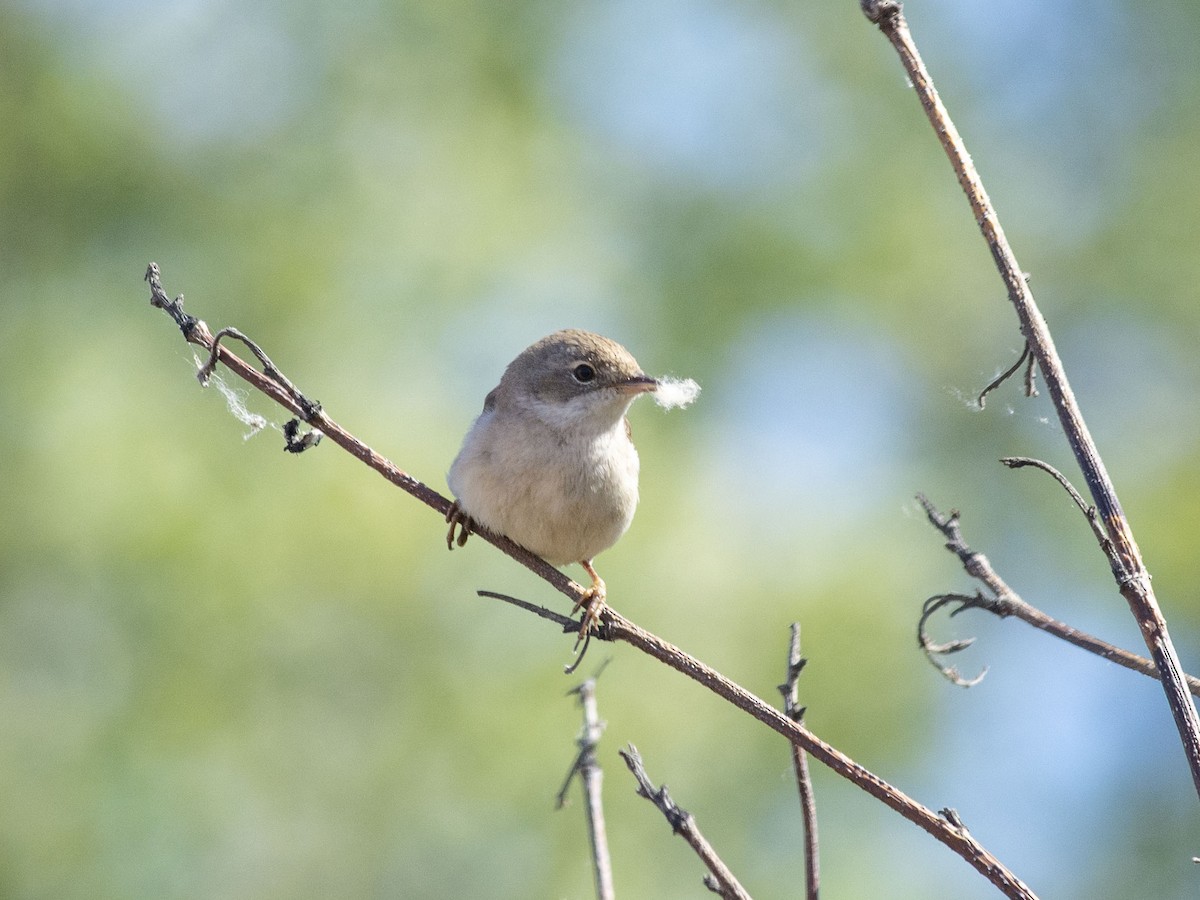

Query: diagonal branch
[
  {"left": 602, "top": 612, "right": 1035, "bottom": 899},
  {"left": 619, "top": 744, "right": 751, "bottom": 900},
  {"left": 145, "top": 264, "right": 1039, "bottom": 899},
  {"left": 861, "top": 0, "right": 1200, "bottom": 799},
  {"left": 145, "top": 264, "right": 577, "bottom": 594}
]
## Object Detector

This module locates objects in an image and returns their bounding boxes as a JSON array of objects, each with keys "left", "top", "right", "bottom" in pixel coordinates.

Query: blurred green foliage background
[{"left": 3, "top": 0, "right": 1199, "bottom": 896}]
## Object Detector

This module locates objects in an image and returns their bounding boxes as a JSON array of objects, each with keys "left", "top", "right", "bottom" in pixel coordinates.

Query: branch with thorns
[
  {"left": 618, "top": 744, "right": 750, "bottom": 900},
  {"left": 778, "top": 624, "right": 820, "bottom": 899},
  {"left": 558, "top": 673, "right": 615, "bottom": 900}
]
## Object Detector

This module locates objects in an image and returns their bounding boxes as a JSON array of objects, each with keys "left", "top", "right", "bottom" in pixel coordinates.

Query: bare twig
[
  {"left": 477, "top": 590, "right": 597, "bottom": 673},
  {"left": 977, "top": 342, "right": 1037, "bottom": 410},
  {"left": 145, "top": 265, "right": 1039, "bottom": 899},
  {"left": 559, "top": 676, "right": 615, "bottom": 900},
  {"left": 477, "top": 590, "right": 577, "bottom": 630},
  {"left": 862, "top": 1, "right": 1200, "bottom": 798},
  {"left": 778, "top": 624, "right": 819, "bottom": 899},
  {"left": 619, "top": 745, "right": 751, "bottom": 900},
  {"left": 916, "top": 495, "right": 1200, "bottom": 696},
  {"left": 999, "top": 458, "right": 1116, "bottom": 572}
]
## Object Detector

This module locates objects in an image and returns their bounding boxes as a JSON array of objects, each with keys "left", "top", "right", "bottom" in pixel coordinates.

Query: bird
[{"left": 445, "top": 329, "right": 660, "bottom": 636}]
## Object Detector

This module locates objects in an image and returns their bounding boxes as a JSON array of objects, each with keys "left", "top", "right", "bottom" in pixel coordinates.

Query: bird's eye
[{"left": 572, "top": 363, "right": 596, "bottom": 383}]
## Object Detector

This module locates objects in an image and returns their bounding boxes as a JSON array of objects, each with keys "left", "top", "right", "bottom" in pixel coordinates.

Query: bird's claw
[
  {"left": 571, "top": 575, "right": 607, "bottom": 646},
  {"left": 445, "top": 500, "right": 474, "bottom": 550}
]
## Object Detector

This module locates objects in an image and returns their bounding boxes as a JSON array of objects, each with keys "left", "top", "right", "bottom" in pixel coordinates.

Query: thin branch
[
  {"left": 478, "top": 590, "right": 577, "bottom": 630},
  {"left": 559, "top": 676, "right": 615, "bottom": 900},
  {"left": 999, "top": 458, "right": 1117, "bottom": 572},
  {"left": 916, "top": 495, "right": 1200, "bottom": 697},
  {"left": 145, "top": 264, "right": 579, "bottom": 594},
  {"left": 603, "top": 612, "right": 1035, "bottom": 899},
  {"left": 478, "top": 590, "right": 598, "bottom": 674},
  {"left": 145, "top": 265, "right": 1039, "bottom": 899},
  {"left": 618, "top": 744, "right": 751, "bottom": 900},
  {"left": 197, "top": 326, "right": 325, "bottom": 452},
  {"left": 977, "top": 342, "right": 1036, "bottom": 410},
  {"left": 861, "top": 0, "right": 1200, "bottom": 798},
  {"left": 778, "top": 624, "right": 819, "bottom": 900}
]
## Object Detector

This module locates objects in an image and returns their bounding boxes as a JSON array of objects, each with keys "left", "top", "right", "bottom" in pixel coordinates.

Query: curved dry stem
[
  {"left": 977, "top": 342, "right": 1036, "bottom": 410},
  {"left": 1000, "top": 458, "right": 1119, "bottom": 574},
  {"left": 919, "top": 593, "right": 989, "bottom": 688}
]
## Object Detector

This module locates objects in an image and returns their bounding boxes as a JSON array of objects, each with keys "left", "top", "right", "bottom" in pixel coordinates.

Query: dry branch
[
  {"left": 861, "top": 0, "right": 1200, "bottom": 798},
  {"left": 618, "top": 745, "right": 751, "bottom": 900},
  {"left": 559, "top": 677, "right": 615, "bottom": 900},
  {"left": 778, "top": 624, "right": 820, "bottom": 899},
  {"left": 918, "top": 495, "right": 1200, "bottom": 696},
  {"left": 144, "top": 263, "right": 1038, "bottom": 898}
]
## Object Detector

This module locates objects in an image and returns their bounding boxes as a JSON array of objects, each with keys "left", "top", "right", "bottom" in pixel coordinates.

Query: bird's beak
[{"left": 616, "top": 375, "right": 659, "bottom": 395}]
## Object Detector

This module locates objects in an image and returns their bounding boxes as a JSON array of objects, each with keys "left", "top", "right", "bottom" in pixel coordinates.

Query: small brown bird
[{"left": 445, "top": 329, "right": 662, "bottom": 634}]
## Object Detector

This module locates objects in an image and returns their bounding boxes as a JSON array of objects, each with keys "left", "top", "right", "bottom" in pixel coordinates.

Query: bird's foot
[
  {"left": 571, "top": 564, "right": 608, "bottom": 643},
  {"left": 445, "top": 500, "right": 474, "bottom": 550}
]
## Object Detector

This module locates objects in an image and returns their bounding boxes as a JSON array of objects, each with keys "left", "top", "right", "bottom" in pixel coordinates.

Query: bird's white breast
[{"left": 447, "top": 405, "right": 640, "bottom": 565}]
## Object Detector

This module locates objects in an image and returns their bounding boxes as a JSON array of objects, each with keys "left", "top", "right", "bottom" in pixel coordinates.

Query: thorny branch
[
  {"left": 619, "top": 745, "right": 750, "bottom": 900},
  {"left": 917, "top": 495, "right": 1200, "bottom": 696},
  {"left": 778, "top": 624, "right": 820, "bottom": 900},
  {"left": 861, "top": 0, "right": 1200, "bottom": 799},
  {"left": 559, "top": 676, "right": 614, "bottom": 900},
  {"left": 145, "top": 264, "right": 1038, "bottom": 899}
]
